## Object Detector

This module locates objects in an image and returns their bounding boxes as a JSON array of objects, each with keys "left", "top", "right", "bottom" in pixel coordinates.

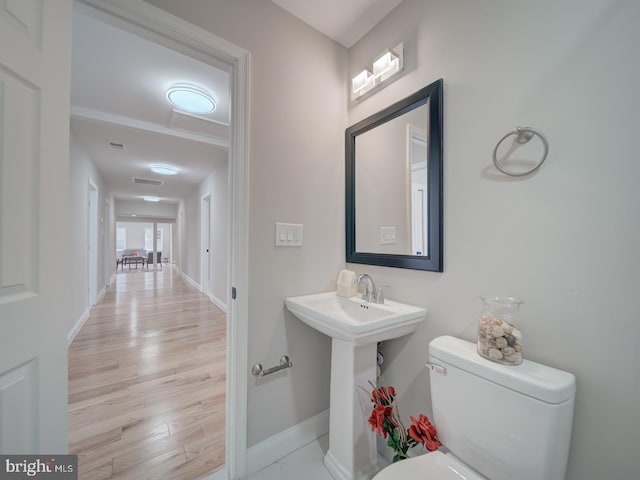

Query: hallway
[{"left": 68, "top": 266, "right": 226, "bottom": 480}]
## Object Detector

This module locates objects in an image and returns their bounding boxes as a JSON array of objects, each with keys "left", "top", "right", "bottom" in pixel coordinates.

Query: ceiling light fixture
[
  {"left": 143, "top": 196, "right": 160, "bottom": 202},
  {"left": 150, "top": 164, "right": 178, "bottom": 175},
  {"left": 351, "top": 43, "right": 404, "bottom": 102},
  {"left": 166, "top": 83, "right": 216, "bottom": 114}
]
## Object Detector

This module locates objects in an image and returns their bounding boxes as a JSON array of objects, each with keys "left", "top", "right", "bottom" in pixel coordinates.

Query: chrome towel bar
[{"left": 252, "top": 355, "right": 293, "bottom": 377}]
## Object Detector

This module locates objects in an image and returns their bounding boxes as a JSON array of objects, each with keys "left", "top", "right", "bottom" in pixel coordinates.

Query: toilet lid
[{"left": 373, "top": 450, "right": 486, "bottom": 480}]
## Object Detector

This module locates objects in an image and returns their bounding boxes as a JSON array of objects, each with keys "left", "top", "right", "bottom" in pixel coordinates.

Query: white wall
[
  {"left": 147, "top": 0, "right": 348, "bottom": 447},
  {"left": 115, "top": 221, "right": 170, "bottom": 257},
  {"left": 179, "top": 161, "right": 229, "bottom": 309},
  {"left": 348, "top": 1, "right": 640, "bottom": 478},
  {"left": 69, "top": 130, "right": 111, "bottom": 332},
  {"left": 114, "top": 198, "right": 177, "bottom": 218},
  {"left": 201, "top": 164, "right": 228, "bottom": 307},
  {"left": 181, "top": 191, "right": 200, "bottom": 282}
]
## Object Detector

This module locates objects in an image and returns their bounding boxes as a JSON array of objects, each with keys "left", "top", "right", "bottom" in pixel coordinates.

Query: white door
[
  {"left": 0, "top": 0, "right": 72, "bottom": 453},
  {"left": 201, "top": 194, "right": 211, "bottom": 293},
  {"left": 88, "top": 180, "right": 98, "bottom": 305},
  {"left": 411, "top": 183, "right": 426, "bottom": 255}
]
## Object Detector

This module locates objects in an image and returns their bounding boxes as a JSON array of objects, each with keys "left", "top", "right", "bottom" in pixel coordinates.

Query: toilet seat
[{"left": 372, "top": 450, "right": 486, "bottom": 480}]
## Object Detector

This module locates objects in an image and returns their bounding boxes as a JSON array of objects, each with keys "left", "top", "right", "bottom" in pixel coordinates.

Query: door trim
[{"left": 76, "top": 1, "right": 250, "bottom": 477}]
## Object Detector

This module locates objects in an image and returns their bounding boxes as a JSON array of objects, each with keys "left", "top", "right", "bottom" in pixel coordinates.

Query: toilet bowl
[
  {"left": 374, "top": 450, "right": 484, "bottom": 480},
  {"left": 372, "top": 336, "right": 576, "bottom": 480}
]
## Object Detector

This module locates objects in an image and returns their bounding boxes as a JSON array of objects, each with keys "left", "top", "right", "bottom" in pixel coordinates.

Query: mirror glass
[{"left": 346, "top": 79, "right": 442, "bottom": 271}]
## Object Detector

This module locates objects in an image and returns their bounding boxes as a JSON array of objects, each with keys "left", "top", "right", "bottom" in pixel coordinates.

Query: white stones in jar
[{"left": 477, "top": 314, "right": 523, "bottom": 365}]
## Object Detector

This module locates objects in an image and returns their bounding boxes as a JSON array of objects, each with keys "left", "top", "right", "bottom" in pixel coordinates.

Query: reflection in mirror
[
  {"left": 355, "top": 102, "right": 429, "bottom": 255},
  {"left": 346, "top": 79, "right": 442, "bottom": 271}
]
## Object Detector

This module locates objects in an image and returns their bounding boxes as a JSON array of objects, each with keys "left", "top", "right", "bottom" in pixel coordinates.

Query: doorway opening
[{"left": 72, "top": 1, "right": 250, "bottom": 477}]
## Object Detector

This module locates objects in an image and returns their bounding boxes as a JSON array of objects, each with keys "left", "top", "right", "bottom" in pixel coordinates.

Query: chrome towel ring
[{"left": 493, "top": 126, "right": 549, "bottom": 177}]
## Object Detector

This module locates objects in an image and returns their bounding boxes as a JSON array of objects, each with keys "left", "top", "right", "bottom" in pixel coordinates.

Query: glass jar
[{"left": 477, "top": 296, "right": 524, "bottom": 365}]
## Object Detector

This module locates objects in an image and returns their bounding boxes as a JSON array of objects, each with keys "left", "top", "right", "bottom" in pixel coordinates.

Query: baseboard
[
  {"left": 181, "top": 272, "right": 202, "bottom": 292},
  {"left": 96, "top": 286, "right": 106, "bottom": 304},
  {"left": 68, "top": 308, "right": 90, "bottom": 347},
  {"left": 246, "top": 409, "right": 329, "bottom": 476},
  {"left": 181, "top": 273, "right": 227, "bottom": 313},
  {"left": 208, "top": 293, "right": 228, "bottom": 314},
  {"left": 200, "top": 466, "right": 226, "bottom": 480}
]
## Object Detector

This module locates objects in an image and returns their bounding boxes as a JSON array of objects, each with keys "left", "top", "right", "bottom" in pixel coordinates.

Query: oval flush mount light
[
  {"left": 143, "top": 196, "right": 160, "bottom": 202},
  {"left": 150, "top": 164, "right": 178, "bottom": 175},
  {"left": 167, "top": 84, "right": 216, "bottom": 114}
]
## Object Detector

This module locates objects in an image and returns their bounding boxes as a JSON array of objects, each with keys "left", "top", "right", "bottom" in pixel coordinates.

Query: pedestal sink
[{"left": 285, "top": 292, "right": 426, "bottom": 480}]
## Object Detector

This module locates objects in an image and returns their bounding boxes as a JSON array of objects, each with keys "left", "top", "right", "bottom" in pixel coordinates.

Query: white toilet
[{"left": 373, "top": 335, "right": 576, "bottom": 480}]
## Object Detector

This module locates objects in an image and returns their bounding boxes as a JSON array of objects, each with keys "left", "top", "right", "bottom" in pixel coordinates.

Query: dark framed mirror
[{"left": 346, "top": 79, "right": 443, "bottom": 271}]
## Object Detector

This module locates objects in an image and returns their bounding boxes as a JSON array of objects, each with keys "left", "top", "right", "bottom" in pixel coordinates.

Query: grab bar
[{"left": 251, "top": 355, "right": 293, "bottom": 377}]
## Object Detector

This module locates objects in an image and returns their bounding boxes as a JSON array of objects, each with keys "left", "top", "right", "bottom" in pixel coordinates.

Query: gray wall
[
  {"left": 149, "top": 2, "right": 640, "bottom": 478},
  {"left": 348, "top": 1, "right": 640, "bottom": 478},
  {"left": 147, "top": 0, "right": 348, "bottom": 446}
]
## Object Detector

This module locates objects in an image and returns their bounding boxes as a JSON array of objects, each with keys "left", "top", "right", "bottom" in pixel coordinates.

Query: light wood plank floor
[{"left": 69, "top": 266, "right": 226, "bottom": 480}]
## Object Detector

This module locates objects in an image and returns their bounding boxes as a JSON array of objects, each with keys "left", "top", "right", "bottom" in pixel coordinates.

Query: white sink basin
[{"left": 285, "top": 291, "right": 426, "bottom": 345}]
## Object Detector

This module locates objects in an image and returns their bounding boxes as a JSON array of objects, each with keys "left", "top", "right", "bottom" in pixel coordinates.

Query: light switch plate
[
  {"left": 379, "top": 226, "right": 396, "bottom": 245},
  {"left": 275, "top": 222, "right": 303, "bottom": 247}
]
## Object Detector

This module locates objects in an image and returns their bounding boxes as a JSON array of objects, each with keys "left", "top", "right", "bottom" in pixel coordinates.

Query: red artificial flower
[
  {"left": 371, "top": 385, "right": 396, "bottom": 405},
  {"left": 368, "top": 405, "right": 394, "bottom": 438},
  {"left": 408, "top": 414, "right": 441, "bottom": 451}
]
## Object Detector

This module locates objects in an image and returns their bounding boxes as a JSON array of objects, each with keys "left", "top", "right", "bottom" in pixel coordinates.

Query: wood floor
[{"left": 68, "top": 266, "right": 226, "bottom": 480}]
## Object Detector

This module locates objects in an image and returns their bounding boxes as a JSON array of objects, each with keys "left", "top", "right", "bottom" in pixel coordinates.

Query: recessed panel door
[{"left": 0, "top": 0, "right": 72, "bottom": 453}]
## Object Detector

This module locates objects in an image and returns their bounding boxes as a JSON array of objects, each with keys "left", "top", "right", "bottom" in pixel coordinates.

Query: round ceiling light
[
  {"left": 166, "top": 84, "right": 216, "bottom": 114},
  {"left": 143, "top": 196, "right": 160, "bottom": 202},
  {"left": 150, "top": 164, "right": 178, "bottom": 175}
]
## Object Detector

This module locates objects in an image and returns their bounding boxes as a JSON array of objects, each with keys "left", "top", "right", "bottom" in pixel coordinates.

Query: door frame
[{"left": 77, "top": 1, "right": 251, "bottom": 477}]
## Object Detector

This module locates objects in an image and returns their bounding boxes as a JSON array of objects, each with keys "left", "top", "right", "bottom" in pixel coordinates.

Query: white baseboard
[
  {"left": 181, "top": 273, "right": 227, "bottom": 313},
  {"left": 208, "top": 293, "right": 228, "bottom": 314},
  {"left": 181, "top": 272, "right": 202, "bottom": 292},
  {"left": 246, "top": 409, "right": 329, "bottom": 477},
  {"left": 96, "top": 286, "right": 106, "bottom": 304},
  {"left": 199, "top": 466, "right": 226, "bottom": 480},
  {"left": 68, "top": 308, "right": 90, "bottom": 347}
]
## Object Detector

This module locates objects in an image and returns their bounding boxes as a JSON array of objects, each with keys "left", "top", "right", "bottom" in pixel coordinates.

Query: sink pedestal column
[{"left": 324, "top": 339, "right": 378, "bottom": 480}]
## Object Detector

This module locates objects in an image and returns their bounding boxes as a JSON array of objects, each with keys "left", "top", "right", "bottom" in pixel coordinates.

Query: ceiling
[
  {"left": 271, "top": 0, "right": 403, "bottom": 48},
  {"left": 70, "top": 8, "right": 230, "bottom": 205},
  {"left": 71, "top": 1, "right": 401, "bottom": 208}
]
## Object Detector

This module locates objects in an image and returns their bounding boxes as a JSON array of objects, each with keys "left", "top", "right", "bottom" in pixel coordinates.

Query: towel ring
[{"left": 493, "top": 126, "right": 549, "bottom": 177}]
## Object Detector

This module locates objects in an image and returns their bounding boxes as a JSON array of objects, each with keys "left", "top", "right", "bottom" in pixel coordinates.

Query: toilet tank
[{"left": 428, "top": 336, "right": 575, "bottom": 480}]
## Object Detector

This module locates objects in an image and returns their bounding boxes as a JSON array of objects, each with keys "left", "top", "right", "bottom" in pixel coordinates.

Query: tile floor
[
  {"left": 246, "top": 435, "right": 333, "bottom": 480},
  {"left": 244, "top": 434, "right": 390, "bottom": 480}
]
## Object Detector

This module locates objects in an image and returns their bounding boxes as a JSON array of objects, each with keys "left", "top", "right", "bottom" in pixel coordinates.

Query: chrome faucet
[{"left": 355, "top": 274, "right": 388, "bottom": 304}]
